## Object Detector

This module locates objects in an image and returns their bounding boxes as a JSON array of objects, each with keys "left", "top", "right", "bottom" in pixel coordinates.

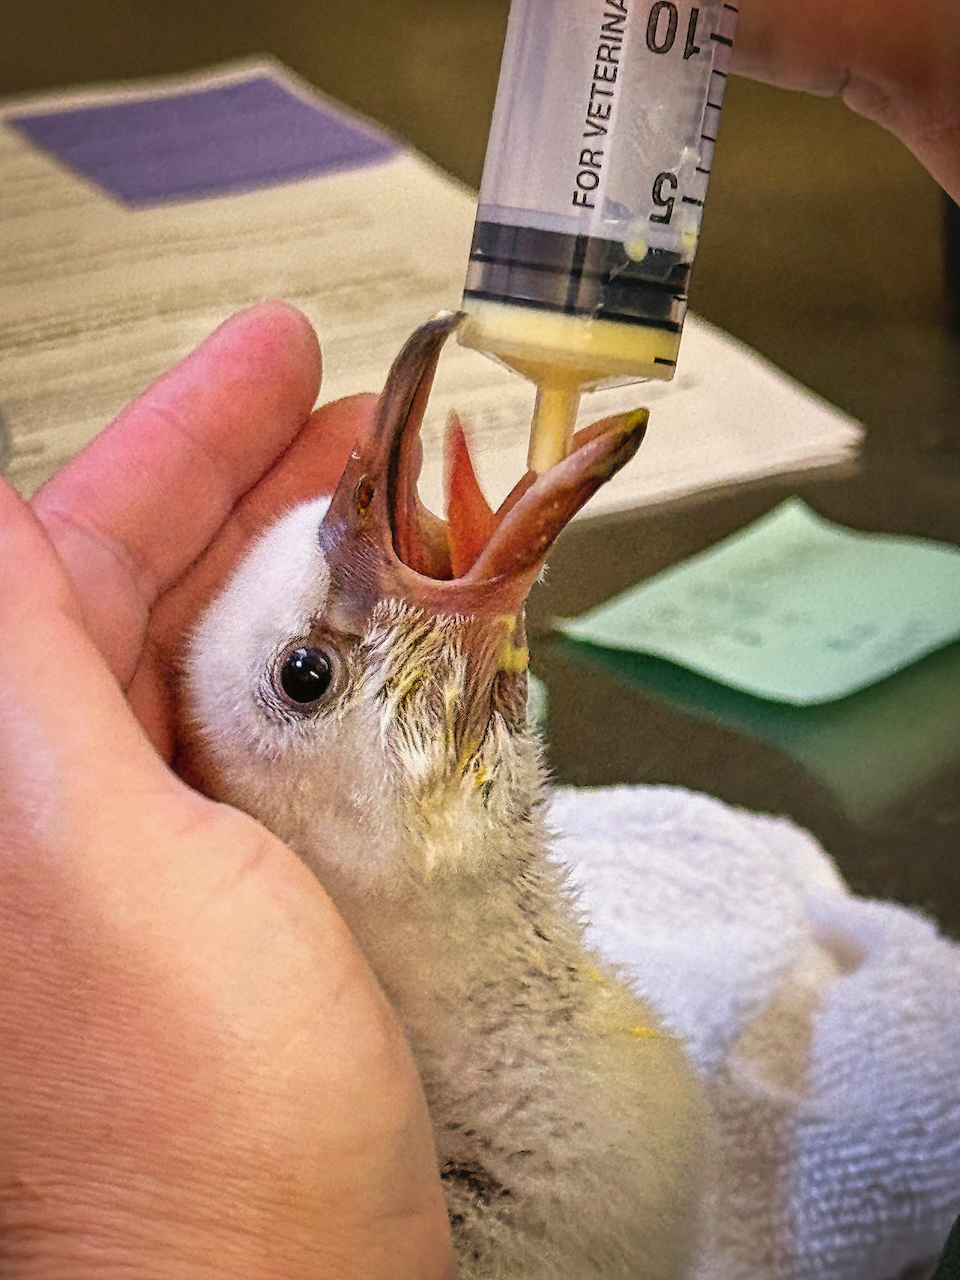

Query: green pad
[{"left": 557, "top": 499, "right": 960, "bottom": 705}]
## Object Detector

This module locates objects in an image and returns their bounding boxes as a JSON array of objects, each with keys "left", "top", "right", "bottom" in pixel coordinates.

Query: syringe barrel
[{"left": 461, "top": 0, "right": 737, "bottom": 387}]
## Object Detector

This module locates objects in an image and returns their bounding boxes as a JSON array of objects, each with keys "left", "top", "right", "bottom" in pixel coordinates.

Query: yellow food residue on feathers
[{"left": 498, "top": 635, "right": 529, "bottom": 674}]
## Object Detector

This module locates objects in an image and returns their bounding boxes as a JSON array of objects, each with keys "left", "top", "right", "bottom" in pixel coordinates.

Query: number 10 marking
[{"left": 645, "top": 3, "right": 702, "bottom": 58}]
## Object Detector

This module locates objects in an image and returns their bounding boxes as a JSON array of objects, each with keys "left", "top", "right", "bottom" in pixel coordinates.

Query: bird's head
[{"left": 185, "top": 313, "right": 646, "bottom": 890}]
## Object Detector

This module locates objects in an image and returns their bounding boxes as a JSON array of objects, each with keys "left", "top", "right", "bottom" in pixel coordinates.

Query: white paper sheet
[{"left": 0, "top": 58, "right": 863, "bottom": 509}]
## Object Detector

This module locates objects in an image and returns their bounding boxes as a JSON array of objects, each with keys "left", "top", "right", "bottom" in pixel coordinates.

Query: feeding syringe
[{"left": 459, "top": 0, "right": 738, "bottom": 471}]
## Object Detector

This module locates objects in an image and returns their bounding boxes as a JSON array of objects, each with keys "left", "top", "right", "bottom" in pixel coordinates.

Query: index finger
[{"left": 32, "top": 301, "right": 322, "bottom": 685}]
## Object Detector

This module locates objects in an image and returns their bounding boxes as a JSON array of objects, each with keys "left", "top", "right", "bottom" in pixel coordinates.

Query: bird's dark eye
[{"left": 278, "top": 646, "right": 334, "bottom": 705}]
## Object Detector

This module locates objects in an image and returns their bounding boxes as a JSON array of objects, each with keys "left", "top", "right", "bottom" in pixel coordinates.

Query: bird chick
[{"left": 183, "top": 313, "right": 709, "bottom": 1279}]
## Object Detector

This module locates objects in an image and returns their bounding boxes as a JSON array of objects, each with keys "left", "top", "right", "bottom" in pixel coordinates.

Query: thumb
[
  {"left": 0, "top": 474, "right": 178, "bottom": 831},
  {"left": 0, "top": 473, "right": 83, "bottom": 635}
]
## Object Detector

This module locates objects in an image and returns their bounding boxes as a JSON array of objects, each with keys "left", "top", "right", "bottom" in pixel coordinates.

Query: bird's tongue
[{"left": 393, "top": 410, "right": 646, "bottom": 591}]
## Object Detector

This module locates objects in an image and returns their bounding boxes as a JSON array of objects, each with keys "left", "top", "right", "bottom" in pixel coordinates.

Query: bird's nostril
[{"left": 354, "top": 475, "right": 375, "bottom": 514}]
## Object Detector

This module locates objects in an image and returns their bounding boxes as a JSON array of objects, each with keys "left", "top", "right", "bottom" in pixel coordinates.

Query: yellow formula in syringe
[{"left": 459, "top": 0, "right": 738, "bottom": 471}]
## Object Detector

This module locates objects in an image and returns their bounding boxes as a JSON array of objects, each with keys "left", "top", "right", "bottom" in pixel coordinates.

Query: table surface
[{"left": 5, "top": 0, "right": 960, "bottom": 936}]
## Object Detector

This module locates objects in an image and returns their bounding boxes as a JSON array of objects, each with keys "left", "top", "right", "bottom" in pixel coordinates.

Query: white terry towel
[{"left": 547, "top": 785, "right": 960, "bottom": 1280}]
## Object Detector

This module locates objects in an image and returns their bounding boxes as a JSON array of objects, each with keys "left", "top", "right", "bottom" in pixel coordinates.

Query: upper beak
[{"left": 318, "top": 311, "right": 647, "bottom": 635}]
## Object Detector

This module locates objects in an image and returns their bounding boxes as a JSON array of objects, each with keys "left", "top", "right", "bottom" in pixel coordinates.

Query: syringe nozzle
[{"left": 528, "top": 381, "right": 582, "bottom": 473}]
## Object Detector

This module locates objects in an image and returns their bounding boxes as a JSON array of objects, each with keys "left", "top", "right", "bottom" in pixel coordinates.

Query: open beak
[{"left": 318, "top": 311, "right": 647, "bottom": 634}]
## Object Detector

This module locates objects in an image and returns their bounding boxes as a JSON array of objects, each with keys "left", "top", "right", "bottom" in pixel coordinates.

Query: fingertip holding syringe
[{"left": 460, "top": 0, "right": 738, "bottom": 468}]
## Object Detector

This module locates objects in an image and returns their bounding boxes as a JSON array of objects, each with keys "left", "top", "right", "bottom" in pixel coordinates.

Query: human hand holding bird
[{"left": 0, "top": 302, "right": 457, "bottom": 1280}]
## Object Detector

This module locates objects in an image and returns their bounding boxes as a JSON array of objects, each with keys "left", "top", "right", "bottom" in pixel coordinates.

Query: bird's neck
[
  {"left": 328, "top": 805, "right": 585, "bottom": 1038},
  {"left": 268, "top": 725, "right": 604, "bottom": 1070}
]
